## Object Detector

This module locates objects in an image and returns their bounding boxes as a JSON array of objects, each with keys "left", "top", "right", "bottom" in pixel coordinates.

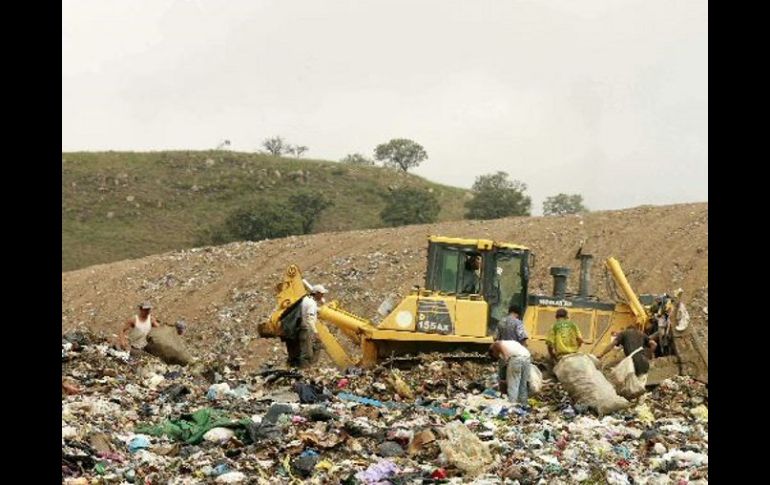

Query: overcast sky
[{"left": 62, "top": 0, "right": 707, "bottom": 214}]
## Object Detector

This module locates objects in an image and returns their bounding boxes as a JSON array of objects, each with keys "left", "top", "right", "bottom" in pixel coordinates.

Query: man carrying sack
[
  {"left": 595, "top": 325, "right": 657, "bottom": 398},
  {"left": 118, "top": 303, "right": 193, "bottom": 365}
]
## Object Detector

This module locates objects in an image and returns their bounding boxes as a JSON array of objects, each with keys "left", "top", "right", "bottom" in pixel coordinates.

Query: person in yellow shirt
[{"left": 546, "top": 308, "right": 584, "bottom": 361}]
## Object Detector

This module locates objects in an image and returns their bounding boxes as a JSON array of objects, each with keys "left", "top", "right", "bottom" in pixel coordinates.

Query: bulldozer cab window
[
  {"left": 487, "top": 252, "right": 526, "bottom": 322},
  {"left": 428, "top": 246, "right": 460, "bottom": 293},
  {"left": 426, "top": 245, "right": 482, "bottom": 294}
]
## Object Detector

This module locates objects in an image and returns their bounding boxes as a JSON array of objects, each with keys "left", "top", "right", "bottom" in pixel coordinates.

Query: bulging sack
[
  {"left": 144, "top": 326, "right": 193, "bottom": 366},
  {"left": 528, "top": 365, "right": 543, "bottom": 395},
  {"left": 554, "top": 353, "right": 629, "bottom": 416},
  {"left": 610, "top": 353, "right": 647, "bottom": 399}
]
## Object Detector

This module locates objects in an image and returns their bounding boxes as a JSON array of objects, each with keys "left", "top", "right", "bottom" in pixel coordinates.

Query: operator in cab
[{"left": 461, "top": 253, "right": 482, "bottom": 293}]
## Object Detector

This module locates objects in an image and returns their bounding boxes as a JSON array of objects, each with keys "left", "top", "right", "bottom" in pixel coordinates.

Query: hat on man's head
[
  {"left": 311, "top": 284, "right": 328, "bottom": 295},
  {"left": 138, "top": 302, "right": 153, "bottom": 310}
]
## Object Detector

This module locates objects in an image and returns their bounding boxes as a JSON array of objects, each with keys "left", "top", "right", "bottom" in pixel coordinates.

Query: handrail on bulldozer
[{"left": 605, "top": 257, "right": 648, "bottom": 328}]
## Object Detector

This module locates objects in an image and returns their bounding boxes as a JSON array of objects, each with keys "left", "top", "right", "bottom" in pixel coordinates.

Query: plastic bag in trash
[
  {"left": 207, "top": 383, "right": 231, "bottom": 400},
  {"left": 215, "top": 471, "right": 246, "bottom": 483},
  {"left": 661, "top": 449, "right": 708, "bottom": 467},
  {"left": 294, "top": 382, "right": 329, "bottom": 404},
  {"left": 247, "top": 421, "right": 282, "bottom": 442},
  {"left": 107, "top": 348, "right": 130, "bottom": 363},
  {"left": 355, "top": 460, "right": 400, "bottom": 484},
  {"left": 292, "top": 452, "right": 320, "bottom": 478},
  {"left": 610, "top": 353, "right": 647, "bottom": 399},
  {"left": 203, "top": 427, "right": 235, "bottom": 443},
  {"left": 635, "top": 403, "right": 655, "bottom": 425},
  {"left": 229, "top": 385, "right": 250, "bottom": 399},
  {"left": 211, "top": 463, "right": 230, "bottom": 476},
  {"left": 437, "top": 421, "right": 493, "bottom": 476},
  {"left": 690, "top": 404, "right": 708, "bottom": 423},
  {"left": 128, "top": 435, "right": 151, "bottom": 453},
  {"left": 528, "top": 365, "right": 543, "bottom": 395}
]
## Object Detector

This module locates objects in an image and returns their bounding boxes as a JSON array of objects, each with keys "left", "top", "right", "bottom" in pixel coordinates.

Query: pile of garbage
[{"left": 63, "top": 332, "right": 708, "bottom": 484}]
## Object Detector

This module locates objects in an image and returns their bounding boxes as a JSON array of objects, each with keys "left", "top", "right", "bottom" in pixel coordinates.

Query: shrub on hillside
[
  {"left": 202, "top": 200, "right": 305, "bottom": 244},
  {"left": 464, "top": 171, "right": 531, "bottom": 220},
  {"left": 380, "top": 187, "right": 440, "bottom": 227},
  {"left": 543, "top": 193, "right": 588, "bottom": 216},
  {"left": 340, "top": 153, "right": 375, "bottom": 165},
  {"left": 289, "top": 191, "right": 334, "bottom": 233}
]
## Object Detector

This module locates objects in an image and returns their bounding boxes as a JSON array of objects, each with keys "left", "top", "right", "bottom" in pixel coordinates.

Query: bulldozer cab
[{"left": 424, "top": 237, "right": 530, "bottom": 334}]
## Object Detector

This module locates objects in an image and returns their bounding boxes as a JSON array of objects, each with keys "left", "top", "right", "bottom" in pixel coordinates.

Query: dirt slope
[{"left": 62, "top": 202, "right": 707, "bottom": 367}]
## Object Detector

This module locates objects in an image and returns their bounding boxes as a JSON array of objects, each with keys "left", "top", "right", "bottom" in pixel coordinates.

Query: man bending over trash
[
  {"left": 494, "top": 304, "right": 528, "bottom": 393},
  {"left": 489, "top": 339, "right": 531, "bottom": 405}
]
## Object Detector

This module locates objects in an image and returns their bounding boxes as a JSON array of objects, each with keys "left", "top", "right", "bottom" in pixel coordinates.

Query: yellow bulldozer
[{"left": 258, "top": 236, "right": 707, "bottom": 385}]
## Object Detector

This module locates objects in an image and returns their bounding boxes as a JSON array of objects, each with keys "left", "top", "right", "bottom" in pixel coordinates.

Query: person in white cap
[
  {"left": 119, "top": 302, "right": 159, "bottom": 351},
  {"left": 298, "top": 284, "right": 328, "bottom": 367}
]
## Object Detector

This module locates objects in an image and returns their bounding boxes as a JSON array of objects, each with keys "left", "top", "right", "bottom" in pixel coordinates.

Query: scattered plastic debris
[{"left": 62, "top": 332, "right": 708, "bottom": 483}]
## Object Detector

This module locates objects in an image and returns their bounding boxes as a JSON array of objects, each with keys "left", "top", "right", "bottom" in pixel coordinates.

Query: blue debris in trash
[
  {"left": 482, "top": 388, "right": 499, "bottom": 398},
  {"left": 337, "top": 393, "right": 385, "bottom": 408},
  {"left": 300, "top": 449, "right": 319, "bottom": 459},
  {"left": 230, "top": 385, "right": 250, "bottom": 399},
  {"left": 212, "top": 464, "right": 230, "bottom": 476},
  {"left": 613, "top": 445, "right": 632, "bottom": 460},
  {"left": 421, "top": 405, "right": 458, "bottom": 417},
  {"left": 511, "top": 406, "right": 530, "bottom": 417},
  {"left": 128, "top": 436, "right": 150, "bottom": 453},
  {"left": 337, "top": 392, "right": 458, "bottom": 416}
]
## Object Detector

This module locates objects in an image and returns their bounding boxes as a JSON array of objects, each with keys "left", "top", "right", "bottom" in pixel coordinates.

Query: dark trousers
[
  {"left": 298, "top": 327, "right": 315, "bottom": 367},
  {"left": 284, "top": 338, "right": 301, "bottom": 367}
]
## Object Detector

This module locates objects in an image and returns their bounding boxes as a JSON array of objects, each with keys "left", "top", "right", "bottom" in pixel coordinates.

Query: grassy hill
[{"left": 62, "top": 151, "right": 470, "bottom": 270}]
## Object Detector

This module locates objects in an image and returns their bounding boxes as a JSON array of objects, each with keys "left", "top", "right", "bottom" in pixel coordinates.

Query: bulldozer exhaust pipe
[
  {"left": 578, "top": 254, "right": 593, "bottom": 298},
  {"left": 550, "top": 267, "right": 570, "bottom": 298}
]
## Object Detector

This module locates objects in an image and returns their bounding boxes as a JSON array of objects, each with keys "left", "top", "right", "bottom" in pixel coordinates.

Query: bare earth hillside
[{"left": 62, "top": 203, "right": 707, "bottom": 369}]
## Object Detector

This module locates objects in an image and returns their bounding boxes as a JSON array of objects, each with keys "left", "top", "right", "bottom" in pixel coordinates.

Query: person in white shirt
[
  {"left": 119, "top": 302, "right": 159, "bottom": 351},
  {"left": 299, "top": 284, "right": 328, "bottom": 367},
  {"left": 489, "top": 339, "right": 532, "bottom": 405}
]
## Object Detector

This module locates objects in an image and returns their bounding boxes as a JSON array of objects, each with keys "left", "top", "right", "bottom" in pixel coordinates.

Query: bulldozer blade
[
  {"left": 316, "top": 321, "right": 356, "bottom": 370},
  {"left": 647, "top": 327, "right": 708, "bottom": 386},
  {"left": 380, "top": 352, "right": 490, "bottom": 369},
  {"left": 647, "top": 356, "right": 681, "bottom": 386}
]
